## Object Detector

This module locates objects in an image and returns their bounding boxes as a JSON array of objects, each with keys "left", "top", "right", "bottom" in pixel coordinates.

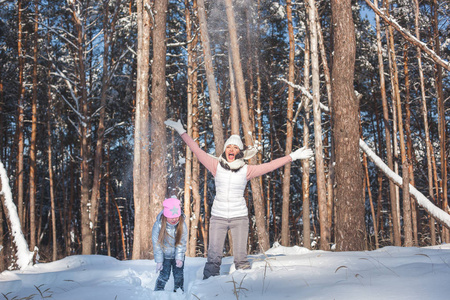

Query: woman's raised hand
[
  {"left": 164, "top": 119, "right": 186, "bottom": 135},
  {"left": 289, "top": 146, "right": 314, "bottom": 161}
]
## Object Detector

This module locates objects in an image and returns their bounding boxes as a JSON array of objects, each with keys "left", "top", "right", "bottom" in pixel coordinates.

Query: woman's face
[
  {"left": 167, "top": 216, "right": 180, "bottom": 225},
  {"left": 225, "top": 144, "right": 241, "bottom": 162}
]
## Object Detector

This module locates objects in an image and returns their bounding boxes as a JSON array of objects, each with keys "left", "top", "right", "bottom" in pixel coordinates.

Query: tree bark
[
  {"left": 331, "top": 0, "right": 365, "bottom": 251},
  {"left": 309, "top": 0, "right": 329, "bottom": 250},
  {"left": 316, "top": 5, "right": 334, "bottom": 241},
  {"left": 132, "top": 0, "right": 151, "bottom": 259},
  {"left": 433, "top": 0, "right": 448, "bottom": 243},
  {"left": 374, "top": 0, "right": 401, "bottom": 246},
  {"left": 403, "top": 45, "right": 418, "bottom": 246},
  {"left": 29, "top": 0, "right": 39, "bottom": 251},
  {"left": 228, "top": 51, "right": 239, "bottom": 135},
  {"left": 363, "top": 150, "right": 379, "bottom": 249},
  {"left": 197, "top": 0, "right": 224, "bottom": 155},
  {"left": 225, "top": 0, "right": 269, "bottom": 252},
  {"left": 385, "top": 0, "right": 403, "bottom": 248},
  {"left": 302, "top": 21, "right": 311, "bottom": 250},
  {"left": 184, "top": 0, "right": 193, "bottom": 256},
  {"left": 46, "top": 32, "right": 57, "bottom": 261},
  {"left": 281, "top": 0, "right": 295, "bottom": 247},
  {"left": 414, "top": 0, "right": 436, "bottom": 245},
  {"left": 70, "top": 2, "right": 92, "bottom": 255},
  {"left": 105, "top": 143, "right": 111, "bottom": 257},
  {"left": 17, "top": 0, "right": 25, "bottom": 228},
  {"left": 149, "top": 0, "right": 169, "bottom": 259}
]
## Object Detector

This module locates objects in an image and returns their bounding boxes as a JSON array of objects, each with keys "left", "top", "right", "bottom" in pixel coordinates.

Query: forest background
[{"left": 0, "top": 0, "right": 449, "bottom": 271}]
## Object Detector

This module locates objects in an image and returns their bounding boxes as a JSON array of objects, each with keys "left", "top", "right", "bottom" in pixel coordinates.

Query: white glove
[
  {"left": 164, "top": 119, "right": 186, "bottom": 135},
  {"left": 156, "top": 262, "right": 163, "bottom": 273},
  {"left": 289, "top": 146, "right": 314, "bottom": 161},
  {"left": 175, "top": 259, "right": 183, "bottom": 268}
]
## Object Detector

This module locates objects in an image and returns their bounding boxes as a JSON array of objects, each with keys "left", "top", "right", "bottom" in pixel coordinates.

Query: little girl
[{"left": 152, "top": 197, "right": 187, "bottom": 292}]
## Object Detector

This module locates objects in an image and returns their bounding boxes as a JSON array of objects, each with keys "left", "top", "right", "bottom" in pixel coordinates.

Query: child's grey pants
[{"left": 203, "top": 215, "right": 250, "bottom": 279}]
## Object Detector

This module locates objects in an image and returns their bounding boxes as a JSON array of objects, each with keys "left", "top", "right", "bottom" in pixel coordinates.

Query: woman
[{"left": 164, "top": 119, "right": 313, "bottom": 279}]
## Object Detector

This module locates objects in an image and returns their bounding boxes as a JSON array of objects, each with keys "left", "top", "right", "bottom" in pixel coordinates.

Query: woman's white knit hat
[{"left": 223, "top": 135, "right": 244, "bottom": 151}]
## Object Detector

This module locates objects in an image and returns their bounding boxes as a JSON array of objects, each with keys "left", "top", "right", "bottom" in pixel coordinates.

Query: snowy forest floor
[{"left": 1, "top": 243, "right": 450, "bottom": 299}]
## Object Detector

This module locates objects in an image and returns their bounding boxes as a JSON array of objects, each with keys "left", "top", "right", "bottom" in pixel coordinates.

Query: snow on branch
[
  {"left": 364, "top": 0, "right": 450, "bottom": 72},
  {"left": 0, "top": 161, "right": 36, "bottom": 270},
  {"left": 299, "top": 85, "right": 450, "bottom": 228},
  {"left": 278, "top": 77, "right": 330, "bottom": 113},
  {"left": 360, "top": 139, "right": 450, "bottom": 229}
]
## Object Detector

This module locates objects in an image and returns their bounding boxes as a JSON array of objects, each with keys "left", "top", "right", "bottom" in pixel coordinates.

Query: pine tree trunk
[
  {"left": 184, "top": 0, "right": 194, "bottom": 255},
  {"left": 70, "top": 2, "right": 93, "bottom": 255},
  {"left": 414, "top": 0, "right": 436, "bottom": 245},
  {"left": 309, "top": 0, "right": 329, "bottom": 250},
  {"left": 29, "top": 0, "right": 39, "bottom": 252},
  {"left": 374, "top": 104, "right": 384, "bottom": 239},
  {"left": 228, "top": 51, "right": 239, "bottom": 134},
  {"left": 375, "top": 0, "right": 401, "bottom": 246},
  {"left": 394, "top": 39, "right": 413, "bottom": 246},
  {"left": 402, "top": 161, "right": 413, "bottom": 246},
  {"left": 197, "top": 0, "right": 224, "bottom": 154},
  {"left": 403, "top": 45, "right": 418, "bottom": 246},
  {"left": 316, "top": 6, "right": 334, "bottom": 240},
  {"left": 225, "top": 0, "right": 269, "bottom": 251},
  {"left": 302, "top": 21, "right": 311, "bottom": 249},
  {"left": 331, "top": 0, "right": 365, "bottom": 251},
  {"left": 188, "top": 21, "right": 201, "bottom": 254},
  {"left": 253, "top": 5, "right": 263, "bottom": 167},
  {"left": 105, "top": 143, "right": 111, "bottom": 257},
  {"left": 149, "top": 0, "right": 169, "bottom": 260},
  {"left": 433, "top": 0, "right": 448, "bottom": 243},
  {"left": 17, "top": 0, "right": 25, "bottom": 228},
  {"left": 132, "top": 0, "right": 151, "bottom": 259},
  {"left": 47, "top": 53, "right": 57, "bottom": 261},
  {"left": 385, "top": 0, "right": 403, "bottom": 247},
  {"left": 89, "top": 1, "right": 114, "bottom": 244},
  {"left": 281, "top": 0, "right": 295, "bottom": 247},
  {"left": 363, "top": 151, "right": 379, "bottom": 249}
]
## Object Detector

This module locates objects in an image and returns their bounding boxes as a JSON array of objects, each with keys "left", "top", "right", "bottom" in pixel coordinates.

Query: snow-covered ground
[{"left": 1, "top": 243, "right": 450, "bottom": 299}]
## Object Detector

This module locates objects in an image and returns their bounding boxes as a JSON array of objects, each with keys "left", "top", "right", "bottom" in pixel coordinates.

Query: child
[{"left": 152, "top": 197, "right": 188, "bottom": 292}]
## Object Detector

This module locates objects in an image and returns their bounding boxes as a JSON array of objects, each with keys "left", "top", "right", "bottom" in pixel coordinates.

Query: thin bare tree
[
  {"left": 281, "top": 0, "right": 296, "bottom": 247},
  {"left": 197, "top": 0, "right": 224, "bottom": 155},
  {"left": 301, "top": 19, "right": 311, "bottom": 249},
  {"left": 225, "top": 0, "right": 270, "bottom": 251},
  {"left": 374, "top": 0, "right": 400, "bottom": 246},
  {"left": 16, "top": 0, "right": 25, "bottom": 227},
  {"left": 432, "top": 0, "right": 448, "bottom": 243},
  {"left": 414, "top": 0, "right": 436, "bottom": 245},
  {"left": 184, "top": 0, "right": 194, "bottom": 256},
  {"left": 308, "top": 0, "right": 329, "bottom": 250},
  {"left": 29, "top": 0, "right": 39, "bottom": 251}
]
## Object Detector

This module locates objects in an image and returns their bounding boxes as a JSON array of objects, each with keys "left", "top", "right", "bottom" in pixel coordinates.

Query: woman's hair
[
  {"left": 157, "top": 214, "right": 185, "bottom": 248},
  {"left": 220, "top": 151, "right": 245, "bottom": 172}
]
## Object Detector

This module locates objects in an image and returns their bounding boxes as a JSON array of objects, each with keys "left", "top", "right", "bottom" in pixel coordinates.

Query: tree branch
[{"left": 364, "top": 0, "right": 450, "bottom": 71}]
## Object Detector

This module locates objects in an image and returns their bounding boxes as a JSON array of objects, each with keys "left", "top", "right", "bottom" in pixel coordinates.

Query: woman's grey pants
[{"left": 203, "top": 215, "right": 250, "bottom": 279}]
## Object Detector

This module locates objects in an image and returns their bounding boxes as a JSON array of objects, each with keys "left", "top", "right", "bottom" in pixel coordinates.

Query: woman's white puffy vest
[{"left": 211, "top": 164, "right": 248, "bottom": 218}]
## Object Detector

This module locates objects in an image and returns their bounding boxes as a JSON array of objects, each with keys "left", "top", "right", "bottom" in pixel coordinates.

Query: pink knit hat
[{"left": 163, "top": 198, "right": 181, "bottom": 218}]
